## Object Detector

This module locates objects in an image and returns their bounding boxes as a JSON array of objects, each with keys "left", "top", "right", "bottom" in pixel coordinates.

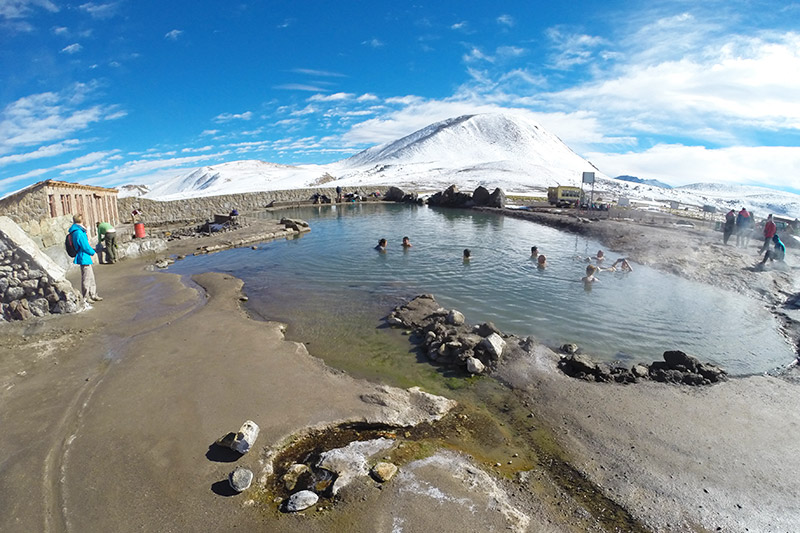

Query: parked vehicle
[{"left": 547, "top": 186, "right": 583, "bottom": 207}]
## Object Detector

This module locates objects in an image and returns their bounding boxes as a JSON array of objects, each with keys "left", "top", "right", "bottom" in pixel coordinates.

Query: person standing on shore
[
  {"left": 723, "top": 209, "right": 735, "bottom": 245},
  {"left": 759, "top": 214, "right": 777, "bottom": 253},
  {"left": 735, "top": 207, "right": 751, "bottom": 247},
  {"left": 69, "top": 215, "right": 102, "bottom": 306},
  {"left": 96, "top": 221, "right": 117, "bottom": 264}
]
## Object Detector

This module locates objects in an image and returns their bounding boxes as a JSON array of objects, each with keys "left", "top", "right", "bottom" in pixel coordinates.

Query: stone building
[{"left": 0, "top": 179, "right": 120, "bottom": 246}]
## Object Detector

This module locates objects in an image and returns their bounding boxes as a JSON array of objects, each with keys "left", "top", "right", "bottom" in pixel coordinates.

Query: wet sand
[{"left": 1, "top": 212, "right": 798, "bottom": 532}]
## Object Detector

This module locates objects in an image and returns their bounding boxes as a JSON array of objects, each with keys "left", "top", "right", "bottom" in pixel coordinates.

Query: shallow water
[{"left": 169, "top": 203, "right": 794, "bottom": 375}]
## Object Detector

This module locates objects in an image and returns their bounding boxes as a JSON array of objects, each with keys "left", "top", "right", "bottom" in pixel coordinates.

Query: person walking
[
  {"left": 69, "top": 215, "right": 101, "bottom": 306},
  {"left": 723, "top": 209, "right": 735, "bottom": 245},
  {"left": 759, "top": 214, "right": 777, "bottom": 254},
  {"left": 735, "top": 207, "right": 751, "bottom": 247},
  {"left": 96, "top": 221, "right": 117, "bottom": 264}
]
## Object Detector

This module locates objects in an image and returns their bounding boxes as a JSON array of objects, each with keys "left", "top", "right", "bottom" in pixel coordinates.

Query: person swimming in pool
[
  {"left": 609, "top": 258, "right": 633, "bottom": 272},
  {"left": 531, "top": 246, "right": 539, "bottom": 258},
  {"left": 375, "top": 238, "right": 387, "bottom": 252},
  {"left": 537, "top": 254, "right": 547, "bottom": 269},
  {"left": 402, "top": 236, "right": 412, "bottom": 248},
  {"left": 595, "top": 250, "right": 605, "bottom": 263},
  {"left": 463, "top": 248, "right": 471, "bottom": 262},
  {"left": 582, "top": 264, "right": 600, "bottom": 290}
]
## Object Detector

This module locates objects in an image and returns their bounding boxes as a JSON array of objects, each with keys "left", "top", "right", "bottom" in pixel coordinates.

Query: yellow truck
[{"left": 547, "top": 186, "right": 583, "bottom": 208}]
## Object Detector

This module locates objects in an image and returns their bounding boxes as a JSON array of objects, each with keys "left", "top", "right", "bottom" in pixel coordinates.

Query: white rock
[
  {"left": 285, "top": 490, "right": 318, "bottom": 512},
  {"left": 232, "top": 420, "right": 260, "bottom": 454},
  {"left": 466, "top": 356, "right": 485, "bottom": 374},
  {"left": 481, "top": 333, "right": 506, "bottom": 359},
  {"left": 316, "top": 438, "right": 395, "bottom": 495}
]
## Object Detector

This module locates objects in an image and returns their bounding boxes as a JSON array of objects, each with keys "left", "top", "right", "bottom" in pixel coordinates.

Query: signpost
[{"left": 582, "top": 172, "right": 595, "bottom": 208}]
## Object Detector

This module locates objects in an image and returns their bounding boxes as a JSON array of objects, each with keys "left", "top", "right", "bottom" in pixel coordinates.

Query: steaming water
[{"left": 169, "top": 203, "right": 794, "bottom": 376}]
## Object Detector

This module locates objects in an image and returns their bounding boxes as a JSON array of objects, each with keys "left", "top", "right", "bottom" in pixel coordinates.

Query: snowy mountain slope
[
  {"left": 143, "top": 160, "right": 327, "bottom": 201},
  {"left": 133, "top": 112, "right": 800, "bottom": 218}
]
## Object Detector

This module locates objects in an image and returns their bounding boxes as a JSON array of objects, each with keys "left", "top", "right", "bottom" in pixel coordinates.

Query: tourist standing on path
[
  {"left": 759, "top": 214, "right": 777, "bottom": 253},
  {"left": 735, "top": 207, "right": 751, "bottom": 247},
  {"left": 69, "top": 215, "right": 102, "bottom": 306},
  {"left": 723, "top": 209, "right": 735, "bottom": 245},
  {"left": 96, "top": 221, "right": 117, "bottom": 264}
]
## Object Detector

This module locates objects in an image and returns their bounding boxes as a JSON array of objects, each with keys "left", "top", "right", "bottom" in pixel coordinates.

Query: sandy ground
[{"left": 1, "top": 210, "right": 798, "bottom": 532}]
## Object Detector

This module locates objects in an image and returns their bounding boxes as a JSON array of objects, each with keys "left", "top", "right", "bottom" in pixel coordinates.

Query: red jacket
[{"left": 764, "top": 219, "right": 777, "bottom": 239}]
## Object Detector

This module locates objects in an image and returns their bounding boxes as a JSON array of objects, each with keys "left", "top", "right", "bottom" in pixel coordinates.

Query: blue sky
[{"left": 1, "top": 0, "right": 799, "bottom": 196}]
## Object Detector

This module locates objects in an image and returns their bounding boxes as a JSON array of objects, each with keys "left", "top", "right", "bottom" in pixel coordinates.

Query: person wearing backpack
[{"left": 68, "top": 214, "right": 102, "bottom": 307}]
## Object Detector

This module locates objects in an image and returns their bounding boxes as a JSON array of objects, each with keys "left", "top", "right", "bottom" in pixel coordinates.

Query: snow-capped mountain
[
  {"left": 129, "top": 112, "right": 800, "bottom": 219},
  {"left": 135, "top": 113, "right": 603, "bottom": 201}
]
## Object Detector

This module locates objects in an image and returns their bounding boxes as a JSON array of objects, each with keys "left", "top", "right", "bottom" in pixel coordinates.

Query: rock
[
  {"left": 631, "top": 364, "right": 650, "bottom": 378},
  {"left": 559, "top": 353, "right": 598, "bottom": 379},
  {"left": 284, "top": 490, "right": 318, "bottom": 512},
  {"left": 216, "top": 431, "right": 237, "bottom": 448},
  {"left": 383, "top": 186, "right": 406, "bottom": 202},
  {"left": 316, "top": 438, "right": 396, "bottom": 494},
  {"left": 280, "top": 218, "right": 310, "bottom": 232},
  {"left": 472, "top": 186, "right": 491, "bottom": 206},
  {"left": 228, "top": 466, "right": 253, "bottom": 492},
  {"left": 474, "top": 322, "right": 501, "bottom": 337},
  {"left": 663, "top": 350, "right": 700, "bottom": 372},
  {"left": 466, "top": 356, "right": 485, "bottom": 374},
  {"left": 283, "top": 463, "right": 311, "bottom": 491},
  {"left": 359, "top": 385, "right": 457, "bottom": 427},
  {"left": 487, "top": 188, "right": 506, "bottom": 208},
  {"left": 427, "top": 185, "right": 473, "bottom": 208},
  {"left": 28, "top": 298, "right": 49, "bottom": 317},
  {"left": 371, "top": 462, "right": 398, "bottom": 482},
  {"left": 446, "top": 309, "right": 465, "bottom": 326},
  {"left": 561, "top": 343, "right": 579, "bottom": 355},
  {"left": 481, "top": 333, "right": 506, "bottom": 359},
  {"left": 232, "top": 420, "right": 259, "bottom": 454}
]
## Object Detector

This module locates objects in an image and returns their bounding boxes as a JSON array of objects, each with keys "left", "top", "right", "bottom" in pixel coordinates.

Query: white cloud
[
  {"left": 362, "top": 38, "right": 384, "bottom": 48},
  {"left": 164, "top": 29, "right": 183, "bottom": 41},
  {"left": 451, "top": 21, "right": 468, "bottom": 31},
  {"left": 213, "top": 111, "right": 253, "bottom": 122},
  {"left": 79, "top": 2, "right": 119, "bottom": 19},
  {"left": 61, "top": 43, "right": 82, "bottom": 54},
  {"left": 0, "top": 0, "right": 58, "bottom": 19},
  {"left": 291, "top": 68, "right": 346, "bottom": 77},
  {"left": 274, "top": 83, "right": 329, "bottom": 92},
  {"left": 545, "top": 27, "right": 606, "bottom": 69},
  {"left": 0, "top": 139, "right": 81, "bottom": 166},
  {"left": 497, "top": 14, "right": 514, "bottom": 27},
  {"left": 585, "top": 144, "right": 800, "bottom": 191},
  {"left": 308, "top": 92, "right": 354, "bottom": 102},
  {"left": 358, "top": 93, "right": 379, "bottom": 102},
  {"left": 0, "top": 84, "right": 125, "bottom": 152}
]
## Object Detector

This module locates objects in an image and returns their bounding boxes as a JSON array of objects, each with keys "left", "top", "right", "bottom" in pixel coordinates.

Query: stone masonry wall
[
  {"left": 0, "top": 216, "right": 79, "bottom": 322},
  {"left": 119, "top": 186, "right": 389, "bottom": 225}
]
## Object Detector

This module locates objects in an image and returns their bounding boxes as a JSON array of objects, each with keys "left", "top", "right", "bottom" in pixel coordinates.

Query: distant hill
[{"left": 613, "top": 175, "right": 673, "bottom": 189}]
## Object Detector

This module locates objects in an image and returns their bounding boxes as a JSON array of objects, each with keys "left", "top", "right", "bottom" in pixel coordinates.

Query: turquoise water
[{"left": 168, "top": 203, "right": 794, "bottom": 375}]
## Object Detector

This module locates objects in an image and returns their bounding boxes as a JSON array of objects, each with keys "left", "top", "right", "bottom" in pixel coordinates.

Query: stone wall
[
  {"left": 0, "top": 216, "right": 79, "bottom": 321},
  {"left": 119, "top": 186, "right": 389, "bottom": 225}
]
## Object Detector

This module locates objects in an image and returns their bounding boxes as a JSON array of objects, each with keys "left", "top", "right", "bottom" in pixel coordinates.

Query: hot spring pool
[{"left": 168, "top": 203, "right": 794, "bottom": 376}]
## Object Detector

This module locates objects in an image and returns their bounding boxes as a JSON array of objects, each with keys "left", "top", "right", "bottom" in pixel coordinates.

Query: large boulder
[
  {"left": 472, "top": 186, "right": 491, "bottom": 206},
  {"left": 487, "top": 188, "right": 506, "bottom": 208},
  {"left": 428, "top": 185, "right": 472, "bottom": 208},
  {"left": 383, "top": 186, "right": 406, "bottom": 202}
]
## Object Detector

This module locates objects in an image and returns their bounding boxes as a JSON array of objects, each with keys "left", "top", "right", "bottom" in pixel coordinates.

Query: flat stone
[
  {"left": 284, "top": 490, "right": 318, "bottom": 512},
  {"left": 371, "top": 462, "right": 398, "bottom": 482},
  {"left": 481, "top": 333, "right": 506, "bottom": 359}
]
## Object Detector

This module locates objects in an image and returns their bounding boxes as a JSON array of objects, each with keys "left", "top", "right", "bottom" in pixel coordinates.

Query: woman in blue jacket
[{"left": 68, "top": 214, "right": 102, "bottom": 305}]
